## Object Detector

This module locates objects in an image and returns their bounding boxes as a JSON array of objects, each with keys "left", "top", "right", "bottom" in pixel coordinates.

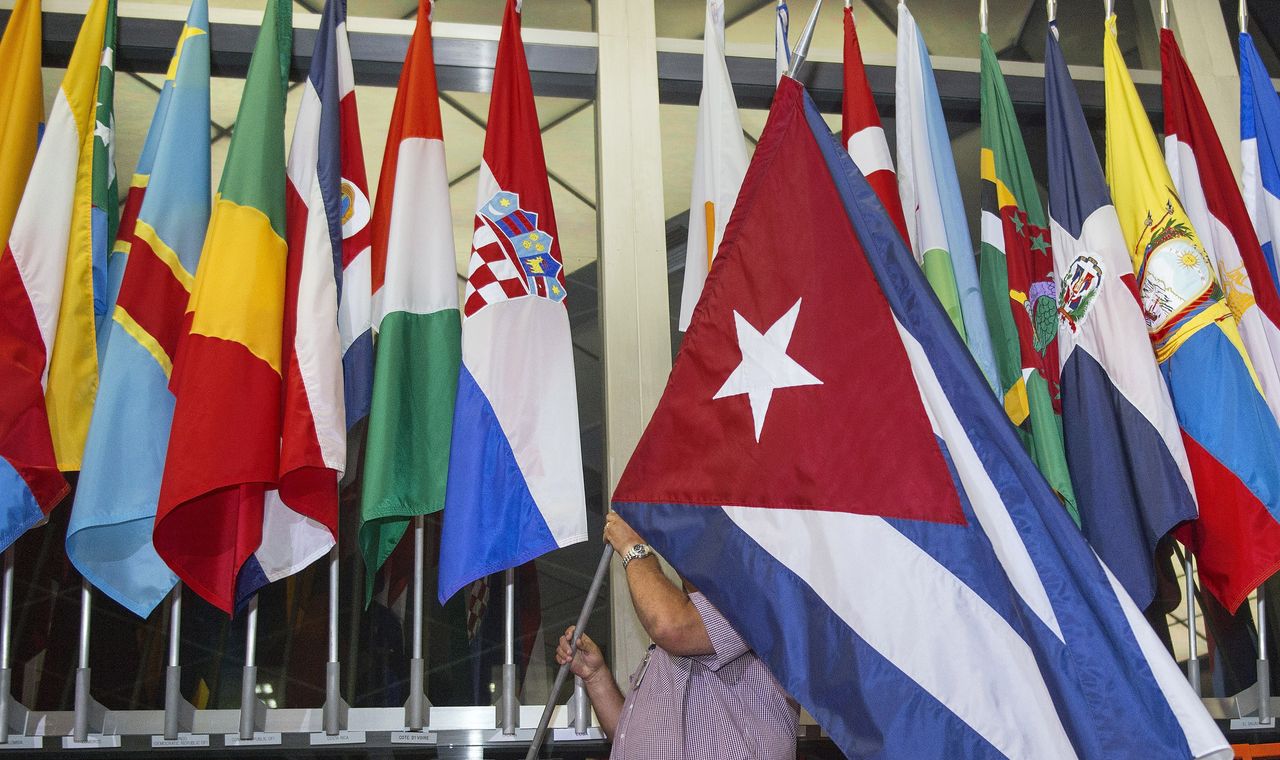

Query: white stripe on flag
[
  {"left": 980, "top": 210, "right": 1004, "bottom": 254},
  {"left": 845, "top": 126, "right": 894, "bottom": 177}
]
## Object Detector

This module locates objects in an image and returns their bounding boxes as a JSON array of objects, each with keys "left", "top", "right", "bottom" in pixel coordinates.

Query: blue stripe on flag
[
  {"left": 342, "top": 327, "right": 373, "bottom": 428},
  {"left": 1045, "top": 26, "right": 1112, "bottom": 239},
  {"left": 0, "top": 458, "right": 42, "bottom": 553},
  {"left": 438, "top": 365, "right": 558, "bottom": 604},
  {"left": 310, "top": 0, "right": 346, "bottom": 287}
]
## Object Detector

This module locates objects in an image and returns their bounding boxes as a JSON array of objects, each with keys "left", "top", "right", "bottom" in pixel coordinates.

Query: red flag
[{"left": 842, "top": 6, "right": 908, "bottom": 242}]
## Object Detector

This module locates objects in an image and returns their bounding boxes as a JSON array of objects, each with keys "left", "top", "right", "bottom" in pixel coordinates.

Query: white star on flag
[{"left": 714, "top": 298, "right": 822, "bottom": 441}]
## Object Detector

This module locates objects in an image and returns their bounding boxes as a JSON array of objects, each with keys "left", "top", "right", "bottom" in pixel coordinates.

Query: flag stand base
[
  {"left": 64, "top": 668, "right": 119, "bottom": 748},
  {"left": 402, "top": 657, "right": 431, "bottom": 731},
  {"left": 565, "top": 677, "right": 591, "bottom": 735},
  {"left": 158, "top": 664, "right": 199, "bottom": 741},
  {"left": 0, "top": 668, "right": 33, "bottom": 745},
  {"left": 495, "top": 663, "right": 521, "bottom": 735}
]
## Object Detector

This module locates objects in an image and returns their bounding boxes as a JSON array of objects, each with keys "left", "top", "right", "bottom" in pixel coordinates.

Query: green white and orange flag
[
  {"left": 977, "top": 32, "right": 1078, "bottom": 525},
  {"left": 359, "top": 0, "right": 460, "bottom": 600},
  {"left": 155, "top": 0, "right": 292, "bottom": 613}
]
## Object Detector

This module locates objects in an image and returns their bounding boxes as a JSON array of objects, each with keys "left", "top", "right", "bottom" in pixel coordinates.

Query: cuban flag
[
  {"left": 614, "top": 76, "right": 1229, "bottom": 760},
  {"left": 1163, "top": 28, "right": 1280, "bottom": 427},
  {"left": 437, "top": 0, "right": 587, "bottom": 604},
  {"left": 1044, "top": 25, "right": 1196, "bottom": 610},
  {"left": 1242, "top": 31, "right": 1280, "bottom": 290}
]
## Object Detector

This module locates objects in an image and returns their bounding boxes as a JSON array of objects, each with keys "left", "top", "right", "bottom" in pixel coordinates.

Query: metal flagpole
[
  {"left": 524, "top": 546, "right": 613, "bottom": 760},
  {"left": 1048, "top": 0, "right": 1057, "bottom": 23},
  {"left": 404, "top": 515, "right": 427, "bottom": 731},
  {"left": 0, "top": 548, "right": 15, "bottom": 743},
  {"left": 1240, "top": 0, "right": 1248, "bottom": 32},
  {"left": 72, "top": 580, "right": 93, "bottom": 743},
  {"left": 1186, "top": 554, "right": 1201, "bottom": 694},
  {"left": 979, "top": 0, "right": 988, "bottom": 35},
  {"left": 782, "top": 0, "right": 823, "bottom": 81},
  {"left": 1259, "top": 588, "right": 1271, "bottom": 721},
  {"left": 238, "top": 596, "right": 260, "bottom": 741},
  {"left": 163, "top": 584, "right": 188, "bottom": 741},
  {"left": 1104, "top": 0, "right": 1114, "bottom": 18},
  {"left": 1160, "top": 0, "right": 1168, "bottom": 28},
  {"left": 500, "top": 567, "right": 519, "bottom": 735},
  {"left": 323, "top": 547, "right": 341, "bottom": 735}
]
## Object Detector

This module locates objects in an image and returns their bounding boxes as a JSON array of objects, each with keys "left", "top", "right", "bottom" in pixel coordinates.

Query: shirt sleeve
[{"left": 689, "top": 592, "right": 750, "bottom": 672}]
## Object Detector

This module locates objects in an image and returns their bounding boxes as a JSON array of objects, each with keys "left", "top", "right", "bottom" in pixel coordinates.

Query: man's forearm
[
  {"left": 625, "top": 556, "right": 714, "bottom": 656},
  {"left": 583, "top": 669, "right": 625, "bottom": 737}
]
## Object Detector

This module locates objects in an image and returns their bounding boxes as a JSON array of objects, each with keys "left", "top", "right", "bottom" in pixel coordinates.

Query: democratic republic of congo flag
[
  {"left": 359, "top": 0, "right": 460, "bottom": 600},
  {"left": 841, "top": 2, "right": 907, "bottom": 242},
  {"left": 155, "top": 0, "right": 291, "bottom": 614},
  {"left": 0, "top": 0, "right": 43, "bottom": 249},
  {"left": 977, "top": 32, "right": 1077, "bottom": 525},
  {"left": 67, "top": 0, "right": 210, "bottom": 619},
  {"left": 0, "top": 0, "right": 113, "bottom": 548},
  {"left": 1105, "top": 15, "right": 1280, "bottom": 613}
]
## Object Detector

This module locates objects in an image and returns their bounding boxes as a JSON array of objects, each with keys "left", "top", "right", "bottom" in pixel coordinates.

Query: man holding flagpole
[{"left": 555, "top": 510, "right": 798, "bottom": 760}]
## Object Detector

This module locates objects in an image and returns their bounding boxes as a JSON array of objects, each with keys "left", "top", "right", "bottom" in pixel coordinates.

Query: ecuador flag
[
  {"left": 1105, "top": 15, "right": 1280, "bottom": 613},
  {"left": 155, "top": 0, "right": 291, "bottom": 613},
  {"left": 0, "top": 0, "right": 112, "bottom": 547}
]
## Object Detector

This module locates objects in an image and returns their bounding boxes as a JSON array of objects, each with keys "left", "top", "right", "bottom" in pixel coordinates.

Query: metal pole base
[
  {"left": 1260, "top": 658, "right": 1272, "bottom": 722},
  {"left": 321, "top": 661, "right": 349, "bottom": 736},
  {"left": 403, "top": 657, "right": 431, "bottom": 731},
  {"left": 162, "top": 665, "right": 196, "bottom": 741},
  {"left": 238, "top": 664, "right": 268, "bottom": 740},
  {"left": 72, "top": 667, "right": 111, "bottom": 743},
  {"left": 567, "top": 677, "right": 590, "bottom": 735},
  {"left": 0, "top": 668, "right": 31, "bottom": 743},
  {"left": 498, "top": 662, "right": 520, "bottom": 735}
]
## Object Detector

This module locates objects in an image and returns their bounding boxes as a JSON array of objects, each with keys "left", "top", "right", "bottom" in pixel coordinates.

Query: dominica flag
[
  {"left": 0, "top": 0, "right": 113, "bottom": 548},
  {"left": 155, "top": 0, "right": 292, "bottom": 614},
  {"left": 438, "top": 0, "right": 587, "bottom": 604},
  {"left": 67, "top": 0, "right": 210, "bottom": 618},
  {"left": 895, "top": 2, "right": 999, "bottom": 392},
  {"left": 614, "top": 74, "right": 1229, "bottom": 760},
  {"left": 678, "top": 0, "right": 748, "bottom": 331},
  {"left": 1165, "top": 30, "right": 1280, "bottom": 436},
  {"left": 1045, "top": 22, "right": 1197, "bottom": 610},
  {"left": 92, "top": 0, "right": 118, "bottom": 349},
  {"left": 1241, "top": 33, "right": 1280, "bottom": 290},
  {"left": 0, "top": 0, "right": 43, "bottom": 249},
  {"left": 263, "top": 0, "right": 372, "bottom": 599},
  {"left": 360, "top": 0, "right": 460, "bottom": 599},
  {"left": 841, "top": 2, "right": 907, "bottom": 242},
  {"left": 1106, "top": 15, "right": 1280, "bottom": 613},
  {"left": 977, "top": 32, "right": 1077, "bottom": 525}
]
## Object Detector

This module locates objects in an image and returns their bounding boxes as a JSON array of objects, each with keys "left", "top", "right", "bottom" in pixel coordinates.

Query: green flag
[
  {"left": 92, "top": 0, "right": 118, "bottom": 347},
  {"left": 978, "top": 33, "right": 1079, "bottom": 525}
]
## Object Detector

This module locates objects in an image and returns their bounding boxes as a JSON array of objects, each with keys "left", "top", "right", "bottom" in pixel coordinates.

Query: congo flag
[
  {"left": 67, "top": 0, "right": 210, "bottom": 619},
  {"left": 155, "top": 0, "right": 291, "bottom": 613},
  {"left": 1105, "top": 15, "right": 1280, "bottom": 613},
  {"left": 978, "top": 31, "right": 1077, "bottom": 526},
  {"left": 0, "top": 0, "right": 112, "bottom": 548}
]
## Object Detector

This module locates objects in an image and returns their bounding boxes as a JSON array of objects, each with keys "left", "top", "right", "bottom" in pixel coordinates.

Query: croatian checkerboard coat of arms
[{"left": 464, "top": 189, "right": 567, "bottom": 317}]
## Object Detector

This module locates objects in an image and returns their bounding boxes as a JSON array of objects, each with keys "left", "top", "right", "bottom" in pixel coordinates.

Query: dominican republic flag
[
  {"left": 262, "top": 0, "right": 368, "bottom": 597},
  {"left": 678, "top": 0, "right": 748, "bottom": 332},
  {"left": 615, "top": 75, "right": 1229, "bottom": 760},
  {"left": 841, "top": 3, "right": 907, "bottom": 242},
  {"left": 895, "top": 3, "right": 999, "bottom": 393},
  {"left": 67, "top": 0, "right": 210, "bottom": 618},
  {"left": 0, "top": 0, "right": 113, "bottom": 548},
  {"left": 155, "top": 0, "right": 292, "bottom": 614},
  {"left": 1044, "top": 24, "right": 1196, "bottom": 610},
  {"left": 438, "top": 0, "right": 587, "bottom": 604},
  {"left": 774, "top": 0, "right": 789, "bottom": 84},
  {"left": 360, "top": 0, "right": 460, "bottom": 600},
  {"left": 1105, "top": 15, "right": 1280, "bottom": 614},
  {"left": 1163, "top": 29, "right": 1280, "bottom": 427},
  {"left": 1242, "top": 32, "right": 1280, "bottom": 290}
]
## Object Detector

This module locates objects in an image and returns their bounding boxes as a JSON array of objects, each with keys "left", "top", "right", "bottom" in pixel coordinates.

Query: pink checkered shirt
[{"left": 609, "top": 593, "right": 799, "bottom": 760}]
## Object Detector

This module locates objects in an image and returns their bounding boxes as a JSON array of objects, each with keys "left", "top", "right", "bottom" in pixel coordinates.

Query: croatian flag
[
  {"left": 1241, "top": 31, "right": 1280, "bottom": 290},
  {"left": 1044, "top": 24, "right": 1196, "bottom": 610},
  {"left": 1163, "top": 28, "right": 1280, "bottom": 427},
  {"left": 614, "top": 76, "right": 1229, "bottom": 760},
  {"left": 841, "top": 3, "right": 907, "bottom": 242},
  {"left": 437, "top": 0, "right": 587, "bottom": 604}
]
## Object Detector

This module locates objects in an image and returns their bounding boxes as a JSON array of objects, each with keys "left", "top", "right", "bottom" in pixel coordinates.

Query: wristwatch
[{"left": 622, "top": 543, "right": 653, "bottom": 568}]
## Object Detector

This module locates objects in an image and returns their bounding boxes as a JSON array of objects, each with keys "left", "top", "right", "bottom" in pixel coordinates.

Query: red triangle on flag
[{"left": 614, "top": 81, "right": 964, "bottom": 526}]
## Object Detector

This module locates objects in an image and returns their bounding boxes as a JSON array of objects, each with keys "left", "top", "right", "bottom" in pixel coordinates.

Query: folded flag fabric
[
  {"left": 614, "top": 74, "right": 1229, "bottom": 760},
  {"left": 1105, "top": 15, "right": 1280, "bottom": 613},
  {"left": 360, "top": 0, "right": 460, "bottom": 601},
  {"left": 677, "top": 0, "right": 748, "bottom": 331},
  {"left": 0, "top": 0, "right": 42, "bottom": 249},
  {"left": 0, "top": 0, "right": 113, "bottom": 549},
  {"left": 1163, "top": 29, "right": 1280, "bottom": 428},
  {"left": 895, "top": 3, "right": 999, "bottom": 392},
  {"left": 841, "top": 3, "right": 907, "bottom": 242},
  {"left": 977, "top": 31, "right": 1077, "bottom": 525},
  {"left": 155, "top": 0, "right": 292, "bottom": 614},
  {"left": 438, "top": 0, "right": 587, "bottom": 604},
  {"left": 1045, "top": 23, "right": 1197, "bottom": 610},
  {"left": 67, "top": 0, "right": 210, "bottom": 618},
  {"left": 1241, "top": 31, "right": 1280, "bottom": 288},
  {"left": 91, "top": 0, "right": 119, "bottom": 352}
]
